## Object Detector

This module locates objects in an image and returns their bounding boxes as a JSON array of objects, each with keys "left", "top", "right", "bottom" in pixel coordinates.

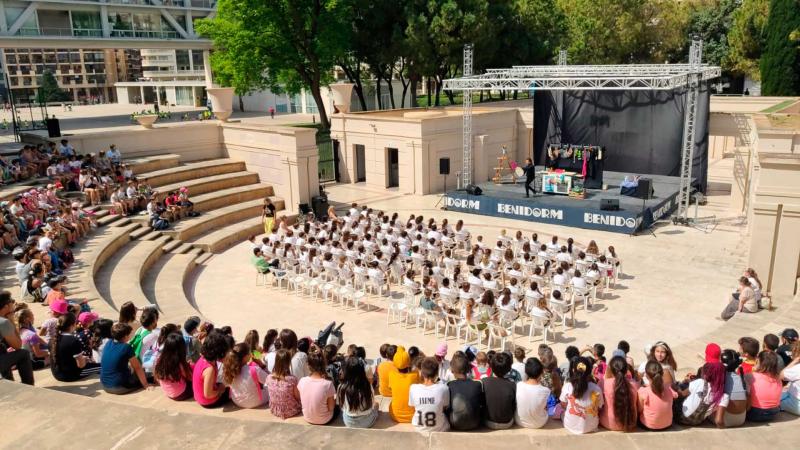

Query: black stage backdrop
[{"left": 533, "top": 83, "right": 710, "bottom": 192}]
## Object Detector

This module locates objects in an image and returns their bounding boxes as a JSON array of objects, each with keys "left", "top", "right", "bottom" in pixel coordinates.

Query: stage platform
[{"left": 443, "top": 170, "right": 681, "bottom": 234}]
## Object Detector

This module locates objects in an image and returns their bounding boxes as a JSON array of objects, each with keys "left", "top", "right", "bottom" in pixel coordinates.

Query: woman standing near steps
[{"left": 262, "top": 198, "right": 276, "bottom": 234}]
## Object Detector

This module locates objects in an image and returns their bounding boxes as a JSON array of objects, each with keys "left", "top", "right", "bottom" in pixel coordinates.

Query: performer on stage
[{"left": 522, "top": 158, "right": 536, "bottom": 197}]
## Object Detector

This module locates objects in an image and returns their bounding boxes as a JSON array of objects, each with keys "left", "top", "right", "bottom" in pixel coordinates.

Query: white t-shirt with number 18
[{"left": 408, "top": 383, "right": 450, "bottom": 433}]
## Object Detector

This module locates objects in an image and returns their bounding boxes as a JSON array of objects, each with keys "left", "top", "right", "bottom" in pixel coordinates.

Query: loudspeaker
[
  {"left": 46, "top": 118, "right": 61, "bottom": 138},
  {"left": 311, "top": 195, "right": 329, "bottom": 219},
  {"left": 466, "top": 184, "right": 483, "bottom": 196},
  {"left": 439, "top": 157, "right": 450, "bottom": 175},
  {"left": 600, "top": 198, "right": 620, "bottom": 211},
  {"left": 636, "top": 178, "right": 654, "bottom": 199}
]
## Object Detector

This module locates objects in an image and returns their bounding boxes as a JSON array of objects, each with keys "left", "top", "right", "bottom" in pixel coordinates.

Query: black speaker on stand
[{"left": 435, "top": 157, "right": 451, "bottom": 209}]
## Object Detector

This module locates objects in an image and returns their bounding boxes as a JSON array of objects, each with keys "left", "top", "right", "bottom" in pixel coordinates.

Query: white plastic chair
[
  {"left": 549, "top": 297, "right": 574, "bottom": 328},
  {"left": 487, "top": 322, "right": 515, "bottom": 351},
  {"left": 571, "top": 285, "right": 592, "bottom": 310},
  {"left": 528, "top": 313, "right": 552, "bottom": 344}
]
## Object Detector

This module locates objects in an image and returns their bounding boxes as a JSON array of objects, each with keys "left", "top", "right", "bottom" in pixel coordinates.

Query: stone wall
[{"left": 221, "top": 123, "right": 319, "bottom": 213}]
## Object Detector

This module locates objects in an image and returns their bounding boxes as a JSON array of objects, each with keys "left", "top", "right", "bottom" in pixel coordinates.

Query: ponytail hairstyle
[
  {"left": 645, "top": 360, "right": 665, "bottom": 396},
  {"left": 610, "top": 356, "right": 636, "bottom": 431},
  {"left": 244, "top": 329, "right": 260, "bottom": 353},
  {"left": 222, "top": 342, "right": 251, "bottom": 386},
  {"left": 118, "top": 301, "right": 137, "bottom": 324},
  {"left": 701, "top": 362, "right": 726, "bottom": 405},
  {"left": 50, "top": 312, "right": 77, "bottom": 371},
  {"left": 89, "top": 319, "right": 113, "bottom": 351},
  {"left": 262, "top": 328, "right": 278, "bottom": 353},
  {"left": 157, "top": 323, "right": 179, "bottom": 346},
  {"left": 569, "top": 356, "right": 594, "bottom": 398}
]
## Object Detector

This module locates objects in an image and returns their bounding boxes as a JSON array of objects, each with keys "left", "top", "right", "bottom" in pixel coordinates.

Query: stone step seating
[
  {"left": 147, "top": 248, "right": 206, "bottom": 323},
  {"left": 190, "top": 209, "right": 295, "bottom": 254},
  {"left": 160, "top": 198, "right": 267, "bottom": 242},
  {"left": 64, "top": 222, "right": 143, "bottom": 317},
  {"left": 671, "top": 294, "right": 800, "bottom": 371},
  {"left": 94, "top": 235, "right": 173, "bottom": 312},
  {"left": 139, "top": 159, "right": 246, "bottom": 189},
  {"left": 151, "top": 171, "right": 260, "bottom": 201},
  {"left": 127, "top": 154, "right": 180, "bottom": 175}
]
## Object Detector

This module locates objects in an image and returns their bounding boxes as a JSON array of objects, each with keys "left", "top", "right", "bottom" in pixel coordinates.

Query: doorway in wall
[
  {"left": 387, "top": 148, "right": 399, "bottom": 188},
  {"left": 355, "top": 144, "right": 366, "bottom": 182}
]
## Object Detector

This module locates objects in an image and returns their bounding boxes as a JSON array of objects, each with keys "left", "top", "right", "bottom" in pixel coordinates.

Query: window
[
  {"left": 176, "top": 50, "right": 190, "bottom": 71},
  {"left": 191, "top": 50, "right": 204, "bottom": 71}
]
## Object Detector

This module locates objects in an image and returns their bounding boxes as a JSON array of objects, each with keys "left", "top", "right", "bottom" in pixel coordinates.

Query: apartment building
[
  {"left": 115, "top": 48, "right": 207, "bottom": 106},
  {"left": 1, "top": 48, "right": 142, "bottom": 104}
]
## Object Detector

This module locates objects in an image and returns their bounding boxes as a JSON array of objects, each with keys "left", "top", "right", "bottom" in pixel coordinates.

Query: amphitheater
[{"left": 1, "top": 97, "right": 799, "bottom": 449}]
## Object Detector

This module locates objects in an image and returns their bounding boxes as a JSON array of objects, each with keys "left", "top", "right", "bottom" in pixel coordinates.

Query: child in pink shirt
[
  {"left": 638, "top": 360, "right": 677, "bottom": 430},
  {"left": 746, "top": 351, "right": 782, "bottom": 422}
]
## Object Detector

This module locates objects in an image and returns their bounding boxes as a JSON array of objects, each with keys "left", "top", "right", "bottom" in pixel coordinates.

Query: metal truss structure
[
  {"left": 442, "top": 63, "right": 721, "bottom": 92},
  {"left": 461, "top": 43, "right": 473, "bottom": 187},
  {"left": 445, "top": 40, "right": 720, "bottom": 222}
]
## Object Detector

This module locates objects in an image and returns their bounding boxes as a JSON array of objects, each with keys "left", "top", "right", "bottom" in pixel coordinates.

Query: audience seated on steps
[{"left": 4, "top": 285, "right": 800, "bottom": 433}]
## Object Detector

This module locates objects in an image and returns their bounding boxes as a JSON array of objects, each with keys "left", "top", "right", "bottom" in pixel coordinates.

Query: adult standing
[
  {"left": 522, "top": 158, "right": 536, "bottom": 198},
  {"left": 263, "top": 198, "right": 276, "bottom": 234}
]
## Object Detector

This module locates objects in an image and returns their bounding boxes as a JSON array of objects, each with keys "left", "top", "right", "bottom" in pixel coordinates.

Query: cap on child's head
[
  {"left": 435, "top": 342, "right": 448, "bottom": 358},
  {"left": 50, "top": 299, "right": 68, "bottom": 315}
]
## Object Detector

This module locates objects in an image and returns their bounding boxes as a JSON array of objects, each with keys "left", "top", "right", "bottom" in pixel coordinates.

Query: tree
[
  {"left": 201, "top": 17, "right": 270, "bottom": 113},
  {"left": 556, "top": 0, "right": 689, "bottom": 64},
  {"left": 726, "top": 0, "right": 769, "bottom": 78},
  {"left": 196, "top": 0, "right": 352, "bottom": 130},
  {"left": 36, "top": 71, "right": 71, "bottom": 104},
  {"left": 685, "top": 0, "right": 738, "bottom": 67},
  {"left": 759, "top": 0, "right": 800, "bottom": 95},
  {"left": 405, "top": 0, "right": 492, "bottom": 106}
]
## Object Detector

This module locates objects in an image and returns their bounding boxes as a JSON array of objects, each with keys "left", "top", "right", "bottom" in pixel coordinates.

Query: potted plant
[{"left": 132, "top": 110, "right": 159, "bottom": 129}]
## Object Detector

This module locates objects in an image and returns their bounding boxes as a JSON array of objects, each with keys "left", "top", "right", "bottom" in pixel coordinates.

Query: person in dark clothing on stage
[{"left": 522, "top": 158, "right": 536, "bottom": 197}]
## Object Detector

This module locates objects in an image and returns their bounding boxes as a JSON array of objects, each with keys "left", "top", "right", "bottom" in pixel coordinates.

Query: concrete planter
[
  {"left": 206, "top": 87, "right": 234, "bottom": 122},
  {"left": 330, "top": 83, "right": 354, "bottom": 113},
  {"left": 135, "top": 114, "right": 158, "bottom": 129}
]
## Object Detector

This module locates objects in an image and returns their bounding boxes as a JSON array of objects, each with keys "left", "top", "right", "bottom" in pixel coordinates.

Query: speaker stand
[
  {"left": 632, "top": 196, "right": 656, "bottom": 238},
  {"left": 435, "top": 173, "right": 448, "bottom": 209}
]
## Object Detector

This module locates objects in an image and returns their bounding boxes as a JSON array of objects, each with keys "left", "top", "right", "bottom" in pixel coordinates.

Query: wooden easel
[{"left": 492, "top": 146, "right": 517, "bottom": 184}]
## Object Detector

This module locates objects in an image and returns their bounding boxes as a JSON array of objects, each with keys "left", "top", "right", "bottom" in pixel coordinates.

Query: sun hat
[
  {"left": 435, "top": 342, "right": 448, "bottom": 358},
  {"left": 705, "top": 343, "right": 721, "bottom": 363},
  {"left": 393, "top": 346, "right": 410, "bottom": 370},
  {"left": 78, "top": 311, "right": 99, "bottom": 327},
  {"left": 50, "top": 299, "right": 68, "bottom": 315}
]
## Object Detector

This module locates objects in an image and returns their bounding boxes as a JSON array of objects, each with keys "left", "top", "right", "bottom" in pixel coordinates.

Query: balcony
[
  {"left": 110, "top": 30, "right": 180, "bottom": 39},
  {"left": 17, "top": 27, "right": 104, "bottom": 38}
]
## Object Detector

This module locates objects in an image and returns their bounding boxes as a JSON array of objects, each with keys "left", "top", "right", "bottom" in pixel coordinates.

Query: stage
[{"left": 442, "top": 170, "right": 681, "bottom": 234}]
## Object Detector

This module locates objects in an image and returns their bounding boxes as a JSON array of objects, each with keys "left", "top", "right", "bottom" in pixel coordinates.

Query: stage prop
[{"left": 546, "top": 144, "right": 605, "bottom": 189}]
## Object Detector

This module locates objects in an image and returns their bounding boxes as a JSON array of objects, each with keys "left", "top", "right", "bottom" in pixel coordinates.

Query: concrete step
[
  {"left": 149, "top": 249, "right": 205, "bottom": 322},
  {"left": 141, "top": 231, "right": 163, "bottom": 241},
  {"left": 161, "top": 239, "right": 184, "bottom": 253},
  {"left": 173, "top": 242, "right": 195, "bottom": 254},
  {"left": 139, "top": 158, "right": 246, "bottom": 188},
  {"left": 152, "top": 171, "right": 260, "bottom": 201},
  {"left": 192, "top": 183, "right": 275, "bottom": 213},
  {"left": 161, "top": 199, "right": 264, "bottom": 242},
  {"left": 130, "top": 226, "right": 153, "bottom": 240},
  {"left": 95, "top": 235, "right": 172, "bottom": 311},
  {"left": 112, "top": 218, "right": 133, "bottom": 227},
  {"left": 190, "top": 208, "right": 296, "bottom": 254},
  {"left": 97, "top": 213, "right": 123, "bottom": 227},
  {"left": 61, "top": 222, "right": 141, "bottom": 317},
  {"left": 125, "top": 154, "right": 181, "bottom": 175}
]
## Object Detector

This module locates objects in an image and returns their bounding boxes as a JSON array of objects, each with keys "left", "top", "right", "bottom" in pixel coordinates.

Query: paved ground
[{"left": 193, "top": 157, "right": 752, "bottom": 372}]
